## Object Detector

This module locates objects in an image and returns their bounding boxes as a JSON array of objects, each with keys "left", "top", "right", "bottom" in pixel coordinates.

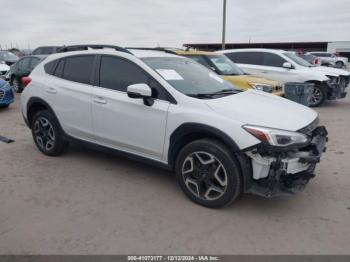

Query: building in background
[{"left": 183, "top": 41, "right": 350, "bottom": 59}]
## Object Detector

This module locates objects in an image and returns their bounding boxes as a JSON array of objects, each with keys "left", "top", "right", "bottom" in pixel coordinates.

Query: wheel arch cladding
[
  {"left": 27, "top": 97, "right": 58, "bottom": 128},
  {"left": 168, "top": 123, "right": 253, "bottom": 192}
]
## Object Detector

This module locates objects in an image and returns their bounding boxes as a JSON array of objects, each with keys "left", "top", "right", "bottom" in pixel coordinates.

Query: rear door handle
[
  {"left": 46, "top": 87, "right": 57, "bottom": 94},
  {"left": 93, "top": 96, "right": 107, "bottom": 104}
]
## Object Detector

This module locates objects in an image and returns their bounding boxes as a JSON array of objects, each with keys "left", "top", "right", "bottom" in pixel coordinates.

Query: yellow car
[{"left": 175, "top": 50, "right": 283, "bottom": 96}]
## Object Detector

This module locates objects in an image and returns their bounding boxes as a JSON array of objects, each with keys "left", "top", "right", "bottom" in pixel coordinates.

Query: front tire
[
  {"left": 335, "top": 61, "right": 344, "bottom": 68},
  {"left": 175, "top": 139, "right": 242, "bottom": 208},
  {"left": 309, "top": 84, "right": 326, "bottom": 107},
  {"left": 31, "top": 110, "right": 69, "bottom": 156}
]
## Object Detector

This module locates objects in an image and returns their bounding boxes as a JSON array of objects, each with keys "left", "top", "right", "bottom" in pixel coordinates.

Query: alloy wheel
[
  {"left": 309, "top": 87, "right": 323, "bottom": 106},
  {"left": 33, "top": 117, "right": 56, "bottom": 152},
  {"left": 12, "top": 79, "right": 20, "bottom": 93},
  {"left": 182, "top": 151, "right": 228, "bottom": 201}
]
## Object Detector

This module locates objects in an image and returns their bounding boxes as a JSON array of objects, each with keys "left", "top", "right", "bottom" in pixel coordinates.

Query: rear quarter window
[{"left": 44, "top": 60, "right": 58, "bottom": 75}]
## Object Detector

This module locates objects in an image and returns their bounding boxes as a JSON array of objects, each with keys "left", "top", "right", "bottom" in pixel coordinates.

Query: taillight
[
  {"left": 21, "top": 76, "right": 32, "bottom": 87},
  {"left": 315, "top": 58, "right": 320, "bottom": 65}
]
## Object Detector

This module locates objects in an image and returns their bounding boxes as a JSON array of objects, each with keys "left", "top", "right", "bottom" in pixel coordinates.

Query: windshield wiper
[
  {"left": 187, "top": 93, "right": 216, "bottom": 99},
  {"left": 210, "top": 89, "right": 240, "bottom": 95},
  {"left": 187, "top": 89, "right": 240, "bottom": 99}
]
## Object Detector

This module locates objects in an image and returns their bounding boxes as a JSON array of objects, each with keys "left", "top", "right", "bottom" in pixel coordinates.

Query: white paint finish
[
  {"left": 126, "top": 83, "right": 152, "bottom": 97},
  {"left": 205, "top": 89, "right": 318, "bottom": 132},
  {"left": 92, "top": 87, "right": 170, "bottom": 160},
  {"left": 46, "top": 76, "right": 94, "bottom": 141}
]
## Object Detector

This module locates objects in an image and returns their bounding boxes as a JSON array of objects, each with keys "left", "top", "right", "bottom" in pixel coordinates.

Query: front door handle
[
  {"left": 46, "top": 87, "right": 57, "bottom": 94},
  {"left": 93, "top": 96, "right": 107, "bottom": 104}
]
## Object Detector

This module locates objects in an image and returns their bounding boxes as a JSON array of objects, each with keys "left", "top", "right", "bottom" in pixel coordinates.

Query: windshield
[
  {"left": 142, "top": 57, "right": 240, "bottom": 98},
  {"left": 284, "top": 52, "right": 313, "bottom": 67},
  {"left": 0, "top": 51, "right": 18, "bottom": 61},
  {"left": 300, "top": 54, "right": 315, "bottom": 62},
  {"left": 207, "top": 55, "right": 244, "bottom": 75}
]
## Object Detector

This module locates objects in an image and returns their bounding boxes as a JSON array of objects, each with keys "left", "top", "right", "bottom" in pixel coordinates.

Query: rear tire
[
  {"left": 175, "top": 139, "right": 242, "bottom": 208},
  {"left": 31, "top": 110, "right": 69, "bottom": 156},
  {"left": 309, "top": 84, "right": 326, "bottom": 107},
  {"left": 12, "top": 77, "right": 23, "bottom": 93}
]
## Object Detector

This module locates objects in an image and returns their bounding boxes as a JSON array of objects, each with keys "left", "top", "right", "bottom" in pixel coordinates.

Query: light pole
[{"left": 222, "top": 0, "right": 227, "bottom": 50}]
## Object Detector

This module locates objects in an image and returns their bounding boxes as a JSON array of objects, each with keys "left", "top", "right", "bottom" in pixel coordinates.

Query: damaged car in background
[{"left": 218, "top": 48, "right": 348, "bottom": 107}]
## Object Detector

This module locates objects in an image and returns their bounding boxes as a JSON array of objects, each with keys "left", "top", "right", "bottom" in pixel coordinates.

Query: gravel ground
[{"left": 0, "top": 91, "right": 349, "bottom": 255}]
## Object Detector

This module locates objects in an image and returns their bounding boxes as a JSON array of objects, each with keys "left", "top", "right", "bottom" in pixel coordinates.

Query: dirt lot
[{"left": 0, "top": 92, "right": 350, "bottom": 255}]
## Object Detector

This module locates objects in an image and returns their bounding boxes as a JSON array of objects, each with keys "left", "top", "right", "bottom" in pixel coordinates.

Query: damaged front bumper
[
  {"left": 327, "top": 79, "right": 348, "bottom": 100},
  {"left": 245, "top": 125, "right": 328, "bottom": 198}
]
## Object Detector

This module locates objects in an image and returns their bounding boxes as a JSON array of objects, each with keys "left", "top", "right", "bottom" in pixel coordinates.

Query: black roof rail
[
  {"left": 126, "top": 47, "right": 178, "bottom": 55},
  {"left": 57, "top": 44, "right": 133, "bottom": 55}
]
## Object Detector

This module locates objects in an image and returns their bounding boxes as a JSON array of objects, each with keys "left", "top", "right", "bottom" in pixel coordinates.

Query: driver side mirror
[
  {"left": 127, "top": 83, "right": 154, "bottom": 106},
  {"left": 282, "top": 62, "right": 293, "bottom": 69}
]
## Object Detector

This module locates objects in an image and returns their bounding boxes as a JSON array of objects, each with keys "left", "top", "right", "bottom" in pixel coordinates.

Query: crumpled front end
[
  {"left": 326, "top": 76, "right": 348, "bottom": 100},
  {"left": 244, "top": 120, "right": 328, "bottom": 197}
]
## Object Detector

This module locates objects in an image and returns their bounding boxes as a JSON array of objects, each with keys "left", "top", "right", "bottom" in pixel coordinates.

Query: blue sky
[{"left": 1, "top": 0, "right": 349, "bottom": 49}]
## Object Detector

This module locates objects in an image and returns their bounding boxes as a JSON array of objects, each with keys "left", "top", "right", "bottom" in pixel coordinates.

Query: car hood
[
  {"left": 223, "top": 74, "right": 279, "bottom": 87},
  {"left": 205, "top": 89, "right": 318, "bottom": 131},
  {"left": 0, "top": 63, "right": 9, "bottom": 71},
  {"left": 310, "top": 66, "right": 350, "bottom": 77}
]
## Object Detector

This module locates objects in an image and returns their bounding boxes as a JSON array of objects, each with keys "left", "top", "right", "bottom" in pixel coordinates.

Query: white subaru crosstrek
[
  {"left": 217, "top": 48, "right": 348, "bottom": 107},
  {"left": 21, "top": 45, "right": 328, "bottom": 208}
]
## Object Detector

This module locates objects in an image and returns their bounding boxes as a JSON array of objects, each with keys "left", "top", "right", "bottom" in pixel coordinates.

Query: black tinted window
[
  {"left": 99, "top": 56, "right": 149, "bottom": 92},
  {"left": 262, "top": 53, "right": 286, "bottom": 67},
  {"left": 54, "top": 60, "right": 64, "bottom": 77},
  {"left": 29, "top": 58, "right": 40, "bottom": 68},
  {"left": 62, "top": 56, "right": 95, "bottom": 85},
  {"left": 44, "top": 60, "right": 58, "bottom": 75},
  {"left": 21, "top": 58, "right": 31, "bottom": 69},
  {"left": 226, "top": 52, "right": 264, "bottom": 65}
]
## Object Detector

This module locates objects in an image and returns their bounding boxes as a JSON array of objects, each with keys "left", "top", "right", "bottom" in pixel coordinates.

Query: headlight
[
  {"left": 326, "top": 75, "right": 339, "bottom": 84},
  {"left": 243, "top": 125, "right": 309, "bottom": 147},
  {"left": 248, "top": 82, "right": 273, "bottom": 93}
]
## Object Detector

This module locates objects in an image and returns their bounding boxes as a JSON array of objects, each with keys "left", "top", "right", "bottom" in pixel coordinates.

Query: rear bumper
[{"left": 245, "top": 126, "right": 328, "bottom": 197}]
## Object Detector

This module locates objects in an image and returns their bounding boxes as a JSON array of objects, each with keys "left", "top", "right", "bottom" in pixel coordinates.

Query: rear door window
[
  {"left": 262, "top": 53, "right": 287, "bottom": 67},
  {"left": 61, "top": 55, "right": 95, "bottom": 85},
  {"left": 226, "top": 52, "right": 264, "bottom": 66}
]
